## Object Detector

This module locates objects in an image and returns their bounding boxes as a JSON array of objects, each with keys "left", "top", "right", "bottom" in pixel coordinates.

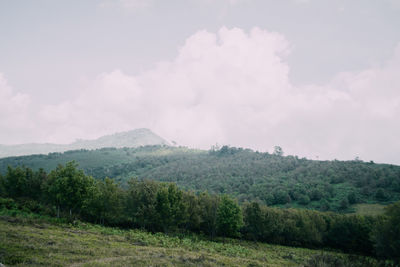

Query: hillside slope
[
  {"left": 0, "top": 128, "right": 169, "bottom": 158},
  {"left": 0, "top": 212, "right": 379, "bottom": 267},
  {"left": 1, "top": 145, "right": 399, "bottom": 212}
]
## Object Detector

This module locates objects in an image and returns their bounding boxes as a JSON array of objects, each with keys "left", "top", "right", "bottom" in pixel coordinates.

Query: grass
[
  {"left": 0, "top": 211, "right": 381, "bottom": 267},
  {"left": 353, "top": 203, "right": 386, "bottom": 216}
]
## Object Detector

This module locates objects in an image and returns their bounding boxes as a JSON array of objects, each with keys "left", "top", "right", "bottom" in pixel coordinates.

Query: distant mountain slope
[
  {"left": 0, "top": 128, "right": 169, "bottom": 158},
  {"left": 1, "top": 145, "right": 399, "bottom": 212}
]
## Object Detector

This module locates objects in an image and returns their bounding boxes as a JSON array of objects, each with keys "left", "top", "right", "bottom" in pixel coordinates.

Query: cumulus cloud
[
  {"left": 39, "top": 27, "right": 293, "bottom": 147},
  {"left": 2, "top": 27, "right": 400, "bottom": 164}
]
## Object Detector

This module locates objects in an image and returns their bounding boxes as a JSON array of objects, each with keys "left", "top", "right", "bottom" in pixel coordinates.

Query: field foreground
[{"left": 0, "top": 213, "right": 379, "bottom": 267}]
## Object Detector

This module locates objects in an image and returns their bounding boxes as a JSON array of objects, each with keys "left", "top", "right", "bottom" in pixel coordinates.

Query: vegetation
[
  {"left": 371, "top": 201, "right": 400, "bottom": 264},
  {"left": 0, "top": 211, "right": 381, "bottom": 267},
  {"left": 1, "top": 162, "right": 399, "bottom": 264},
  {"left": 1, "top": 146, "right": 399, "bottom": 213}
]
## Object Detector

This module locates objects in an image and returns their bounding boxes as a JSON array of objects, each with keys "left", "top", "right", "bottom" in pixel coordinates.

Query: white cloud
[
  {"left": 293, "top": 0, "right": 311, "bottom": 4},
  {"left": 386, "top": 0, "right": 400, "bottom": 9},
  {"left": 0, "top": 74, "right": 33, "bottom": 144},
  {"left": 38, "top": 70, "right": 144, "bottom": 143},
  {"left": 201, "top": 0, "right": 249, "bottom": 5},
  {"left": 99, "top": 0, "right": 153, "bottom": 10},
  {"left": 38, "top": 27, "right": 293, "bottom": 147},
  {"left": 2, "top": 27, "right": 400, "bottom": 164}
]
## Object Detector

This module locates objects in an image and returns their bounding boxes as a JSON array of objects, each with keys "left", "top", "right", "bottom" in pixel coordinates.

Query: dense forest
[
  {"left": 1, "top": 145, "right": 400, "bottom": 212},
  {"left": 0, "top": 162, "right": 399, "bottom": 264}
]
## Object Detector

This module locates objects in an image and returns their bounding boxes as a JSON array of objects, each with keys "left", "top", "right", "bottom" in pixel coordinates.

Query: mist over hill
[{"left": 0, "top": 128, "right": 169, "bottom": 158}]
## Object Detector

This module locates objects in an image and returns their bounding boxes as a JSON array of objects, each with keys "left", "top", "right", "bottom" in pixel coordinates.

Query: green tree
[
  {"left": 372, "top": 201, "right": 400, "bottom": 263},
  {"left": 319, "top": 199, "right": 330, "bottom": 211},
  {"left": 198, "top": 192, "right": 219, "bottom": 238},
  {"left": 44, "top": 161, "right": 94, "bottom": 217},
  {"left": 375, "top": 188, "right": 387, "bottom": 201},
  {"left": 298, "top": 195, "right": 310, "bottom": 205},
  {"left": 182, "top": 191, "right": 201, "bottom": 232},
  {"left": 125, "top": 179, "right": 158, "bottom": 231},
  {"left": 155, "top": 185, "right": 171, "bottom": 232},
  {"left": 154, "top": 183, "right": 186, "bottom": 233},
  {"left": 4, "top": 166, "right": 27, "bottom": 198},
  {"left": 347, "top": 192, "right": 358, "bottom": 204},
  {"left": 326, "top": 215, "right": 373, "bottom": 254},
  {"left": 217, "top": 195, "right": 242, "bottom": 237},
  {"left": 167, "top": 183, "right": 186, "bottom": 229},
  {"left": 310, "top": 189, "right": 323, "bottom": 201},
  {"left": 0, "top": 173, "right": 5, "bottom": 197},
  {"left": 83, "top": 178, "right": 124, "bottom": 225},
  {"left": 243, "top": 201, "right": 263, "bottom": 240},
  {"left": 339, "top": 198, "right": 349, "bottom": 210},
  {"left": 27, "top": 168, "right": 47, "bottom": 200},
  {"left": 274, "top": 189, "right": 291, "bottom": 204}
]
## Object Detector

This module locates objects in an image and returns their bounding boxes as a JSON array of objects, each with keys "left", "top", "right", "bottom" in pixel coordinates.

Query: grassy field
[
  {"left": 354, "top": 203, "right": 386, "bottom": 216},
  {"left": 0, "top": 211, "right": 381, "bottom": 267}
]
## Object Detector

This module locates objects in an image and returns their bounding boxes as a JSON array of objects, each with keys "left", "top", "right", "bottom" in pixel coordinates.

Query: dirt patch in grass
[{"left": 353, "top": 204, "right": 385, "bottom": 216}]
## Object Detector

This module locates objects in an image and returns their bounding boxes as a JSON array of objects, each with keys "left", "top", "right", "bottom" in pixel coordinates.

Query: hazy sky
[{"left": 1, "top": 0, "right": 400, "bottom": 164}]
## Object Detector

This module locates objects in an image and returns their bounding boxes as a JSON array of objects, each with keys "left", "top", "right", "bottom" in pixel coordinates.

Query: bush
[
  {"left": 372, "top": 201, "right": 400, "bottom": 264},
  {"left": 0, "top": 197, "right": 17, "bottom": 210},
  {"left": 305, "top": 254, "right": 379, "bottom": 267},
  {"left": 298, "top": 195, "right": 310, "bottom": 205}
]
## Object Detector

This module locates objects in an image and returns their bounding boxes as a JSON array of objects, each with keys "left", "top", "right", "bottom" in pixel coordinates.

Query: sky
[{"left": 0, "top": 0, "right": 400, "bottom": 164}]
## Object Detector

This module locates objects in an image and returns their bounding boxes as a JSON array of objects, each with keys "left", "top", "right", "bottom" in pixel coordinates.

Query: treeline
[
  {"left": 0, "top": 162, "right": 399, "bottom": 263},
  {"left": 1, "top": 145, "right": 399, "bottom": 211}
]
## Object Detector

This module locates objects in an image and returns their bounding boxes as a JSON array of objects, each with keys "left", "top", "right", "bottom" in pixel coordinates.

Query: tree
[
  {"left": 155, "top": 185, "right": 171, "bottom": 232},
  {"left": 198, "top": 192, "right": 219, "bottom": 238},
  {"left": 0, "top": 173, "right": 5, "bottom": 197},
  {"left": 125, "top": 179, "right": 158, "bottom": 231},
  {"left": 182, "top": 191, "right": 201, "bottom": 232},
  {"left": 243, "top": 201, "right": 263, "bottom": 240},
  {"left": 273, "top": 146, "right": 284, "bottom": 156},
  {"left": 44, "top": 161, "right": 94, "bottom": 217},
  {"left": 99, "top": 178, "right": 125, "bottom": 224},
  {"left": 298, "top": 195, "right": 310, "bottom": 205},
  {"left": 216, "top": 195, "right": 242, "bottom": 237},
  {"left": 375, "top": 188, "right": 387, "bottom": 201},
  {"left": 4, "top": 166, "right": 27, "bottom": 198},
  {"left": 82, "top": 178, "right": 124, "bottom": 225},
  {"left": 347, "top": 192, "right": 357, "bottom": 204},
  {"left": 274, "top": 189, "right": 291, "bottom": 204},
  {"left": 339, "top": 198, "right": 349, "bottom": 210},
  {"left": 326, "top": 215, "right": 374, "bottom": 254},
  {"left": 27, "top": 168, "right": 47, "bottom": 201},
  {"left": 310, "top": 189, "right": 323, "bottom": 201},
  {"left": 320, "top": 199, "right": 330, "bottom": 211},
  {"left": 372, "top": 201, "right": 400, "bottom": 263}
]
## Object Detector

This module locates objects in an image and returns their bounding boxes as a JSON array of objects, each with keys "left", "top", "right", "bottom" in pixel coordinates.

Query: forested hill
[
  {"left": 1, "top": 145, "right": 399, "bottom": 211},
  {"left": 0, "top": 128, "right": 169, "bottom": 158}
]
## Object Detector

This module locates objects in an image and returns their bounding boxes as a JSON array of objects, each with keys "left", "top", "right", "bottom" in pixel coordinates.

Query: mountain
[{"left": 0, "top": 128, "right": 169, "bottom": 158}]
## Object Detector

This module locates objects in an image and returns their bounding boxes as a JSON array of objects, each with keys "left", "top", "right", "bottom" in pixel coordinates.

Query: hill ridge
[
  {"left": 0, "top": 128, "right": 169, "bottom": 158},
  {"left": 1, "top": 145, "right": 399, "bottom": 212}
]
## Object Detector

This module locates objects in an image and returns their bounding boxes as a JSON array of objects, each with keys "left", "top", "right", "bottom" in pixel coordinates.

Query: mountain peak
[{"left": 0, "top": 128, "right": 169, "bottom": 158}]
